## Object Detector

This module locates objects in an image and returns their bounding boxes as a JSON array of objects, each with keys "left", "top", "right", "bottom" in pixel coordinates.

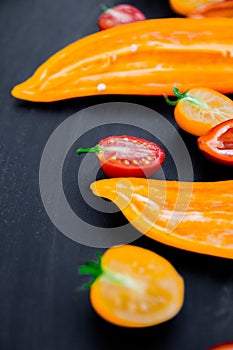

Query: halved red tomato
[
  {"left": 77, "top": 135, "right": 166, "bottom": 178},
  {"left": 197, "top": 119, "right": 233, "bottom": 165},
  {"left": 98, "top": 4, "right": 146, "bottom": 30}
]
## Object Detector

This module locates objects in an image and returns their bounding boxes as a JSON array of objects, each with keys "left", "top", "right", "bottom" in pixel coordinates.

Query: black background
[{"left": 1, "top": 1, "right": 233, "bottom": 349}]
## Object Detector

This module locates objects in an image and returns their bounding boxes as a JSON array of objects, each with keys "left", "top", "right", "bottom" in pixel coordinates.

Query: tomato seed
[
  {"left": 140, "top": 302, "right": 149, "bottom": 312},
  {"left": 123, "top": 160, "right": 130, "bottom": 165}
]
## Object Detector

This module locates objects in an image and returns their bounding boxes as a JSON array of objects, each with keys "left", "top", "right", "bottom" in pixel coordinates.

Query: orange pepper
[
  {"left": 79, "top": 244, "right": 184, "bottom": 327},
  {"left": 11, "top": 18, "right": 233, "bottom": 102},
  {"left": 188, "top": 0, "right": 233, "bottom": 17},
  {"left": 169, "top": 0, "right": 225, "bottom": 16},
  {"left": 91, "top": 178, "right": 233, "bottom": 259}
]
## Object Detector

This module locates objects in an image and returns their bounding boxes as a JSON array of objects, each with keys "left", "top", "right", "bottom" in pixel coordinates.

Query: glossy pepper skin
[
  {"left": 197, "top": 119, "right": 233, "bottom": 165},
  {"left": 208, "top": 343, "right": 233, "bottom": 350},
  {"left": 91, "top": 178, "right": 233, "bottom": 259},
  {"left": 189, "top": 0, "right": 233, "bottom": 18},
  {"left": 11, "top": 18, "right": 233, "bottom": 102},
  {"left": 169, "top": 0, "right": 226, "bottom": 16}
]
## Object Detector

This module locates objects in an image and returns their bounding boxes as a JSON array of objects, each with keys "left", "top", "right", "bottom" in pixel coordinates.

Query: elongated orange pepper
[
  {"left": 11, "top": 18, "right": 233, "bottom": 102},
  {"left": 188, "top": 0, "right": 233, "bottom": 17},
  {"left": 169, "top": 0, "right": 225, "bottom": 16},
  {"left": 91, "top": 178, "right": 233, "bottom": 259}
]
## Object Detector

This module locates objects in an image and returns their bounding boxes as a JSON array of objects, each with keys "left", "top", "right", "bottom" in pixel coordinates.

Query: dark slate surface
[{"left": 1, "top": 1, "right": 233, "bottom": 349}]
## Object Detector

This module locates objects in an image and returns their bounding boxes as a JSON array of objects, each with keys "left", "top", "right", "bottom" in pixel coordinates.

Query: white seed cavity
[
  {"left": 128, "top": 301, "right": 137, "bottom": 312},
  {"left": 114, "top": 297, "right": 122, "bottom": 307},
  {"left": 140, "top": 302, "right": 149, "bottom": 312},
  {"left": 148, "top": 263, "right": 155, "bottom": 269},
  {"left": 132, "top": 261, "right": 138, "bottom": 268},
  {"left": 97, "top": 83, "right": 107, "bottom": 91},
  {"left": 138, "top": 267, "right": 145, "bottom": 274},
  {"left": 130, "top": 44, "right": 138, "bottom": 52}
]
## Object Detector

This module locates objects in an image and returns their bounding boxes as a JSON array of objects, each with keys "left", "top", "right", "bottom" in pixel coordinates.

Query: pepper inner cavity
[{"left": 217, "top": 127, "right": 233, "bottom": 150}]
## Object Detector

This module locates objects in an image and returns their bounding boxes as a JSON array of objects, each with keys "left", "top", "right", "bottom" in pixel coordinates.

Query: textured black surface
[{"left": 1, "top": 1, "right": 233, "bottom": 349}]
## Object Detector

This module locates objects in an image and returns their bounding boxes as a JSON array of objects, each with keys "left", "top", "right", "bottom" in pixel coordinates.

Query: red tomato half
[
  {"left": 77, "top": 135, "right": 166, "bottom": 178},
  {"left": 208, "top": 342, "right": 233, "bottom": 350},
  {"left": 98, "top": 4, "right": 146, "bottom": 30},
  {"left": 197, "top": 119, "right": 233, "bottom": 166}
]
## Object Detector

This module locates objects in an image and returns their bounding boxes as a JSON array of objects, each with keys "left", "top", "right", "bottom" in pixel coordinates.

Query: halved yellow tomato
[
  {"left": 165, "top": 87, "right": 233, "bottom": 136},
  {"left": 79, "top": 244, "right": 184, "bottom": 327}
]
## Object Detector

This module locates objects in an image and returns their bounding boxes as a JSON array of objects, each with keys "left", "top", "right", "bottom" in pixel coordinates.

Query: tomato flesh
[
  {"left": 97, "top": 135, "right": 166, "bottom": 178},
  {"left": 98, "top": 4, "right": 146, "bottom": 30},
  {"left": 197, "top": 119, "right": 233, "bottom": 165}
]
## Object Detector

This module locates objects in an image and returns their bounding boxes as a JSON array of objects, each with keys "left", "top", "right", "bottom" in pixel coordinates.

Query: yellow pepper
[
  {"left": 91, "top": 178, "right": 233, "bottom": 259},
  {"left": 11, "top": 17, "right": 233, "bottom": 102}
]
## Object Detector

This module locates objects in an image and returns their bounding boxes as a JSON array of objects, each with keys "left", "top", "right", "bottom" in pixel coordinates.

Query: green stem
[
  {"left": 100, "top": 3, "right": 109, "bottom": 12},
  {"left": 76, "top": 145, "right": 103, "bottom": 154},
  {"left": 164, "top": 94, "right": 178, "bottom": 106},
  {"left": 78, "top": 252, "right": 139, "bottom": 291},
  {"left": 79, "top": 253, "right": 103, "bottom": 289},
  {"left": 164, "top": 87, "right": 208, "bottom": 108}
]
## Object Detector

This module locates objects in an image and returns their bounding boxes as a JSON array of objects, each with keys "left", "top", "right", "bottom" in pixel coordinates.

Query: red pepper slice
[
  {"left": 77, "top": 135, "right": 166, "bottom": 178},
  {"left": 98, "top": 4, "right": 146, "bottom": 30},
  {"left": 208, "top": 342, "right": 233, "bottom": 350},
  {"left": 197, "top": 119, "right": 233, "bottom": 165}
]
